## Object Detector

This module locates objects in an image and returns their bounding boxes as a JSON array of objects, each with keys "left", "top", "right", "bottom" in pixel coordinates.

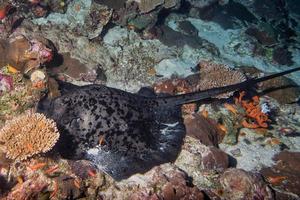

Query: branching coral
[{"left": 0, "top": 112, "right": 59, "bottom": 161}]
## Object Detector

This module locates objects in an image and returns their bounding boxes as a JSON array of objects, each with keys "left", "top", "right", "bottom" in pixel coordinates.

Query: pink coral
[
  {"left": 29, "top": 39, "right": 53, "bottom": 63},
  {"left": 0, "top": 73, "right": 13, "bottom": 94}
]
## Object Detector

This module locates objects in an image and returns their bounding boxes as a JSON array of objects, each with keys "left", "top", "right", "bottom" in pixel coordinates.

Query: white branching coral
[{"left": 0, "top": 112, "right": 59, "bottom": 161}]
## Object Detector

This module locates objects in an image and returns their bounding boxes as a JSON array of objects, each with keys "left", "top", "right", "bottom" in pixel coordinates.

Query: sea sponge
[
  {"left": 0, "top": 112, "right": 59, "bottom": 161},
  {"left": 197, "top": 61, "right": 246, "bottom": 98}
]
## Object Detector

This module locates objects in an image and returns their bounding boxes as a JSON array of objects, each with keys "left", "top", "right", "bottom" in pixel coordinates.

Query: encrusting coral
[
  {"left": 0, "top": 112, "right": 59, "bottom": 161},
  {"left": 197, "top": 61, "right": 246, "bottom": 98},
  {"left": 223, "top": 91, "right": 271, "bottom": 129},
  {"left": 236, "top": 92, "right": 270, "bottom": 129}
]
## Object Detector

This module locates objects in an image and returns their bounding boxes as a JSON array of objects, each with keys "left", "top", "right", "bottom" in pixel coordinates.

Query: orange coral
[{"left": 235, "top": 92, "right": 270, "bottom": 129}]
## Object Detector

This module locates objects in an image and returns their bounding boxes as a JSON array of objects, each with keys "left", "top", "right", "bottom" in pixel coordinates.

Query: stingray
[{"left": 37, "top": 67, "right": 300, "bottom": 180}]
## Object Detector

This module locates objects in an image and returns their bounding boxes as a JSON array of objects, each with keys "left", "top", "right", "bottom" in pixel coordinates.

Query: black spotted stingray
[{"left": 37, "top": 67, "right": 300, "bottom": 180}]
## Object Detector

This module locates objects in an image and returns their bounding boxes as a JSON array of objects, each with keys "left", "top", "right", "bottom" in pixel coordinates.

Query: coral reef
[
  {"left": 0, "top": 112, "right": 59, "bottom": 161},
  {"left": 0, "top": 0, "right": 299, "bottom": 199},
  {"left": 1, "top": 34, "right": 53, "bottom": 74},
  {"left": 261, "top": 151, "right": 300, "bottom": 198},
  {"left": 220, "top": 168, "right": 274, "bottom": 200},
  {"left": 0, "top": 73, "right": 13, "bottom": 94},
  {"left": 0, "top": 66, "right": 45, "bottom": 127},
  {"left": 197, "top": 61, "right": 246, "bottom": 98}
]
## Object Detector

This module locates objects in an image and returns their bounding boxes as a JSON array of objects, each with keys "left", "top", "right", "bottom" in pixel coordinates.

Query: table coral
[{"left": 197, "top": 61, "right": 246, "bottom": 99}]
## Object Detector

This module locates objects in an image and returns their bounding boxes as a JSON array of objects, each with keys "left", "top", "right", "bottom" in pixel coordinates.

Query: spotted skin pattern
[{"left": 38, "top": 84, "right": 185, "bottom": 180}]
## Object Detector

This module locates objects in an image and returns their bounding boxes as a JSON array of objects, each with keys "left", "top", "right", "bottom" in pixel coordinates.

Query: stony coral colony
[{"left": 0, "top": 112, "right": 60, "bottom": 161}]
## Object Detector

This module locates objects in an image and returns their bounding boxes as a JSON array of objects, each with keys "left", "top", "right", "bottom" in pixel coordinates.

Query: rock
[
  {"left": 136, "top": 0, "right": 179, "bottom": 14},
  {"left": 237, "top": 0, "right": 297, "bottom": 63},
  {"left": 87, "top": 3, "right": 113, "bottom": 39},
  {"left": 112, "top": 1, "right": 139, "bottom": 27},
  {"left": 129, "top": 164, "right": 205, "bottom": 200},
  {"left": 239, "top": 66, "right": 300, "bottom": 104},
  {"left": 4, "top": 35, "right": 54, "bottom": 74},
  {"left": 68, "top": 160, "right": 98, "bottom": 180},
  {"left": 272, "top": 47, "right": 294, "bottom": 66},
  {"left": 48, "top": 53, "right": 89, "bottom": 80},
  {"left": 138, "top": 0, "right": 164, "bottom": 14},
  {"left": 32, "top": 5, "right": 49, "bottom": 18},
  {"left": 57, "top": 175, "right": 82, "bottom": 199},
  {"left": 47, "top": 0, "right": 71, "bottom": 14},
  {"left": 130, "top": 192, "right": 160, "bottom": 200},
  {"left": 230, "top": 148, "right": 242, "bottom": 157},
  {"left": 186, "top": 0, "right": 219, "bottom": 9},
  {"left": 6, "top": 176, "right": 48, "bottom": 200},
  {"left": 164, "top": 0, "right": 179, "bottom": 9},
  {"left": 157, "top": 25, "right": 204, "bottom": 49},
  {"left": 260, "top": 76, "right": 300, "bottom": 104},
  {"left": 162, "top": 180, "right": 204, "bottom": 200},
  {"left": 261, "top": 151, "right": 300, "bottom": 197},
  {"left": 153, "top": 79, "right": 177, "bottom": 94},
  {"left": 200, "top": 146, "right": 229, "bottom": 170},
  {"left": 220, "top": 168, "right": 274, "bottom": 200},
  {"left": 154, "top": 78, "right": 197, "bottom": 114},
  {"left": 110, "top": 0, "right": 180, "bottom": 31},
  {"left": 0, "top": 40, "right": 6, "bottom": 66},
  {"left": 175, "top": 136, "right": 229, "bottom": 190},
  {"left": 128, "top": 12, "right": 158, "bottom": 31},
  {"left": 47, "top": 78, "right": 60, "bottom": 99},
  {"left": 184, "top": 113, "right": 221, "bottom": 146},
  {"left": 0, "top": 174, "right": 9, "bottom": 196},
  {"left": 6, "top": 35, "right": 31, "bottom": 72},
  {"left": 177, "top": 20, "right": 198, "bottom": 36},
  {"left": 245, "top": 27, "right": 277, "bottom": 46},
  {"left": 95, "top": 0, "right": 127, "bottom": 10}
]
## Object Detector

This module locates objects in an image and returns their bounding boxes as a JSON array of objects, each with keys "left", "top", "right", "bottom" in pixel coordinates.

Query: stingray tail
[{"left": 155, "top": 67, "right": 300, "bottom": 106}]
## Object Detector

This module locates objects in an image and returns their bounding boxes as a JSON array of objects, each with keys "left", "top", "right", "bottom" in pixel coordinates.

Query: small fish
[
  {"left": 37, "top": 67, "right": 300, "bottom": 180},
  {"left": 0, "top": 5, "right": 12, "bottom": 20}
]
